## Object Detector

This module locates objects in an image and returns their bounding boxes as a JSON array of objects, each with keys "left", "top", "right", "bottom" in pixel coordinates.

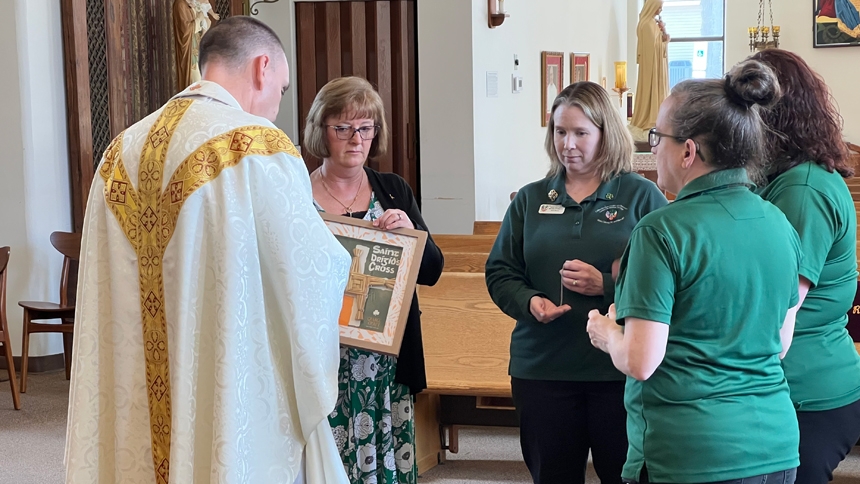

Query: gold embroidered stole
[{"left": 99, "top": 99, "right": 300, "bottom": 484}]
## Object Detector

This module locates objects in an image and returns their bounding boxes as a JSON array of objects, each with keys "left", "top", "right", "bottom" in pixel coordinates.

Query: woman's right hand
[{"left": 529, "top": 296, "right": 571, "bottom": 324}]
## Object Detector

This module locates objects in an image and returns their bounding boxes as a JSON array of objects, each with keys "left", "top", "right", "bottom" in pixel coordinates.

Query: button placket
[{"left": 571, "top": 205, "right": 583, "bottom": 238}]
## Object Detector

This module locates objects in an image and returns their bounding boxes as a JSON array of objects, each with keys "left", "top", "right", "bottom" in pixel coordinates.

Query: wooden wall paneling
[
  {"left": 230, "top": 0, "right": 247, "bottom": 15},
  {"left": 324, "top": 3, "right": 342, "bottom": 81},
  {"left": 406, "top": 0, "right": 418, "bottom": 198},
  {"left": 61, "top": 0, "right": 95, "bottom": 233},
  {"left": 127, "top": 1, "right": 146, "bottom": 123},
  {"left": 341, "top": 2, "right": 367, "bottom": 78},
  {"left": 294, "top": 0, "right": 416, "bottom": 185},
  {"left": 391, "top": 0, "right": 411, "bottom": 190},
  {"left": 313, "top": 4, "right": 329, "bottom": 90},
  {"left": 105, "top": 0, "right": 130, "bottom": 136},
  {"left": 150, "top": 2, "right": 177, "bottom": 108},
  {"left": 339, "top": 3, "right": 352, "bottom": 77},
  {"left": 296, "top": 3, "right": 320, "bottom": 172},
  {"left": 366, "top": 1, "right": 393, "bottom": 174}
]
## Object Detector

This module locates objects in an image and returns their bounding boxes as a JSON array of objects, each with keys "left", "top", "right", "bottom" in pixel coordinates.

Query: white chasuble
[{"left": 65, "top": 81, "right": 351, "bottom": 484}]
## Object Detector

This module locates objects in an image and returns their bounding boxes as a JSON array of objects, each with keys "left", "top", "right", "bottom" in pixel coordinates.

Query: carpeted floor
[
  {"left": 1, "top": 372, "right": 859, "bottom": 484},
  {"left": 0, "top": 372, "right": 68, "bottom": 484}
]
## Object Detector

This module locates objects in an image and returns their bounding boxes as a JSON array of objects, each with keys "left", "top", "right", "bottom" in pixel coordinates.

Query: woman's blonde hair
[
  {"left": 544, "top": 81, "right": 634, "bottom": 181},
  {"left": 303, "top": 76, "right": 390, "bottom": 160}
]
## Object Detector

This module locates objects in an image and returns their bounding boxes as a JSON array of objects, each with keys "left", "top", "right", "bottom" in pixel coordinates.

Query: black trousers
[
  {"left": 511, "top": 378, "right": 628, "bottom": 484},
  {"left": 796, "top": 397, "right": 860, "bottom": 484}
]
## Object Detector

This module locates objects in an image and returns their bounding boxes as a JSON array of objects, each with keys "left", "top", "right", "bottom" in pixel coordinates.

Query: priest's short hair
[{"left": 198, "top": 16, "right": 284, "bottom": 71}]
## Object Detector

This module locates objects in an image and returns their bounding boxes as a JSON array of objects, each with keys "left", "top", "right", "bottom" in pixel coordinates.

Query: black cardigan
[{"left": 364, "top": 167, "right": 445, "bottom": 394}]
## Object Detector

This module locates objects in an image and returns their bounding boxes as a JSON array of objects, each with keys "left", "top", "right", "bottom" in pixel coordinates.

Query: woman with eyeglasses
[
  {"left": 485, "top": 81, "right": 666, "bottom": 484},
  {"left": 586, "top": 59, "right": 803, "bottom": 483},
  {"left": 304, "top": 76, "right": 444, "bottom": 484},
  {"left": 752, "top": 49, "right": 860, "bottom": 484}
]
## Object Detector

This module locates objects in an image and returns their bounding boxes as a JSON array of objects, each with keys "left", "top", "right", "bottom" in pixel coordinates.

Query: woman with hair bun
[
  {"left": 753, "top": 48, "right": 860, "bottom": 484},
  {"left": 586, "top": 60, "right": 803, "bottom": 483}
]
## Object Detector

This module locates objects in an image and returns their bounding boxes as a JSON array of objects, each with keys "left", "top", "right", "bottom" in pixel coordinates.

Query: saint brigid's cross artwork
[
  {"left": 344, "top": 246, "right": 396, "bottom": 322},
  {"left": 320, "top": 212, "right": 427, "bottom": 355}
]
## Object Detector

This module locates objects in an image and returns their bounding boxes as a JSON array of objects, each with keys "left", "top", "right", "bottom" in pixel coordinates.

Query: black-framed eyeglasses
[
  {"left": 327, "top": 125, "right": 380, "bottom": 141},
  {"left": 648, "top": 128, "right": 706, "bottom": 162}
]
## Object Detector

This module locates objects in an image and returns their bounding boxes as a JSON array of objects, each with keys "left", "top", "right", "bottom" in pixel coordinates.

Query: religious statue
[
  {"left": 630, "top": 0, "right": 670, "bottom": 139},
  {"left": 173, "top": 0, "right": 220, "bottom": 90}
]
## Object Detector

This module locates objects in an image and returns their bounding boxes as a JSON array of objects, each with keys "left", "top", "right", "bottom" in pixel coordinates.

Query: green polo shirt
[
  {"left": 485, "top": 171, "right": 666, "bottom": 381},
  {"left": 758, "top": 162, "right": 860, "bottom": 412},
  {"left": 616, "top": 169, "right": 801, "bottom": 483}
]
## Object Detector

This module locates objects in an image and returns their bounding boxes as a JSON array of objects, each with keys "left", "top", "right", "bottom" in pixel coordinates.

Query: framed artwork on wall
[
  {"left": 541, "top": 51, "right": 565, "bottom": 126},
  {"left": 570, "top": 53, "right": 591, "bottom": 83},
  {"left": 813, "top": 0, "right": 860, "bottom": 47},
  {"left": 320, "top": 213, "right": 427, "bottom": 356}
]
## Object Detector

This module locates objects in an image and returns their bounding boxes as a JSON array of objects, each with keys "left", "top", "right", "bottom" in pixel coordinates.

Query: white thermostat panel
[{"left": 512, "top": 75, "right": 523, "bottom": 93}]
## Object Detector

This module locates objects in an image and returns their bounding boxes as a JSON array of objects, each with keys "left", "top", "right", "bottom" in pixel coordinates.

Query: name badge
[{"left": 539, "top": 204, "right": 565, "bottom": 215}]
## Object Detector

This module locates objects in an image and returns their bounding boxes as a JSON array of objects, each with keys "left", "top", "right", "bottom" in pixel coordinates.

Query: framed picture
[
  {"left": 541, "top": 51, "right": 565, "bottom": 126},
  {"left": 321, "top": 212, "right": 428, "bottom": 355},
  {"left": 813, "top": 0, "right": 860, "bottom": 47},
  {"left": 570, "top": 53, "right": 591, "bottom": 83}
]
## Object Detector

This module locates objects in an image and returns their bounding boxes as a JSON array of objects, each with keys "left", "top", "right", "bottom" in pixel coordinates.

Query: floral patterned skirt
[{"left": 328, "top": 346, "right": 417, "bottom": 484}]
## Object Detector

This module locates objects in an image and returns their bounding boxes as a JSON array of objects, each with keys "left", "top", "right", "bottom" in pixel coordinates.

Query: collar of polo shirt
[
  {"left": 675, "top": 168, "right": 755, "bottom": 201},
  {"left": 546, "top": 171, "right": 625, "bottom": 206}
]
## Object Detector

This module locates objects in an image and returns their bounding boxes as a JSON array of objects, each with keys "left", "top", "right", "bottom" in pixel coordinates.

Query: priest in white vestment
[{"left": 65, "top": 17, "right": 351, "bottom": 484}]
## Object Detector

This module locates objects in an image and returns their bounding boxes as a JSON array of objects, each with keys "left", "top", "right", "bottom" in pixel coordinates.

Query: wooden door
[{"left": 295, "top": 0, "right": 419, "bottom": 198}]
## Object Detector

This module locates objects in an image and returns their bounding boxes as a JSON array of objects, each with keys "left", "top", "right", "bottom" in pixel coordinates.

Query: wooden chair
[
  {"left": 0, "top": 247, "right": 21, "bottom": 409},
  {"left": 18, "top": 232, "right": 81, "bottom": 393}
]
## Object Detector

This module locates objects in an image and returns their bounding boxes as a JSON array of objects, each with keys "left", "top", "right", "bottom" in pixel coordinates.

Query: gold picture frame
[
  {"left": 814, "top": 0, "right": 860, "bottom": 48},
  {"left": 541, "top": 51, "right": 565, "bottom": 127},
  {"left": 571, "top": 52, "right": 591, "bottom": 83},
  {"left": 321, "top": 212, "right": 428, "bottom": 356}
]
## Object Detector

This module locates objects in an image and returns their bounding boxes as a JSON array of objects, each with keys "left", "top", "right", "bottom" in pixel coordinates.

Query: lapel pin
[{"left": 548, "top": 189, "right": 558, "bottom": 202}]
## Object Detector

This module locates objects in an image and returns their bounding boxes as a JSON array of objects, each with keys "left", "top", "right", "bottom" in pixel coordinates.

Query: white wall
[
  {"left": 725, "top": 0, "right": 860, "bottom": 141},
  {"left": 257, "top": 0, "right": 628, "bottom": 230},
  {"left": 249, "top": 1, "right": 301, "bottom": 141},
  {"left": 0, "top": 0, "right": 71, "bottom": 357},
  {"left": 471, "top": 0, "right": 629, "bottom": 221},
  {"left": 418, "top": 0, "right": 476, "bottom": 234}
]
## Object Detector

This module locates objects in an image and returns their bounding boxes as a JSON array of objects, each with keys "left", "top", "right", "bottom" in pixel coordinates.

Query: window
[{"left": 661, "top": 0, "right": 725, "bottom": 89}]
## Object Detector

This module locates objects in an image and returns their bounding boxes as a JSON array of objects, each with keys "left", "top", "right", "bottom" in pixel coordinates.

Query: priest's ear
[{"left": 250, "top": 54, "right": 271, "bottom": 90}]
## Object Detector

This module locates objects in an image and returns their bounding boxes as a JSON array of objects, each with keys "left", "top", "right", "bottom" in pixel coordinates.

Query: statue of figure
[
  {"left": 173, "top": 0, "right": 220, "bottom": 90},
  {"left": 630, "top": 0, "right": 670, "bottom": 137}
]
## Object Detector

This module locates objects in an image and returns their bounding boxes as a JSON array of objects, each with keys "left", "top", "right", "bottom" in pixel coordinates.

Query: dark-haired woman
[
  {"left": 586, "top": 60, "right": 802, "bottom": 483},
  {"left": 753, "top": 48, "right": 860, "bottom": 484}
]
